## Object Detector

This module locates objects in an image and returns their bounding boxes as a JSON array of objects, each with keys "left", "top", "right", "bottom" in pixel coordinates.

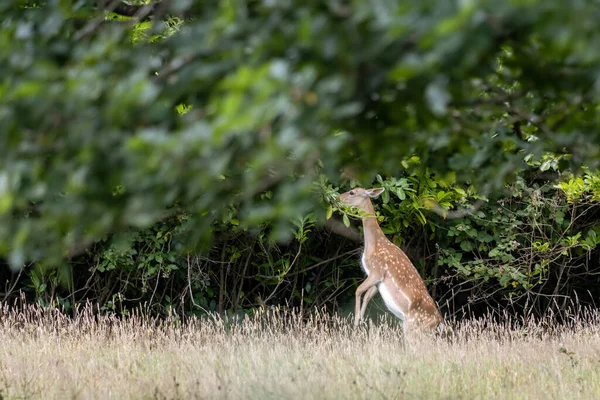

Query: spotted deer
[{"left": 339, "top": 187, "right": 443, "bottom": 333}]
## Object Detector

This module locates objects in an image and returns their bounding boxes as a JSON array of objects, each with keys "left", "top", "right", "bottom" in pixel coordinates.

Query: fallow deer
[{"left": 339, "top": 187, "right": 443, "bottom": 334}]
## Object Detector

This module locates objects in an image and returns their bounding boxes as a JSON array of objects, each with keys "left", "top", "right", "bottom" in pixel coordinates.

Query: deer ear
[{"left": 366, "top": 188, "right": 384, "bottom": 198}]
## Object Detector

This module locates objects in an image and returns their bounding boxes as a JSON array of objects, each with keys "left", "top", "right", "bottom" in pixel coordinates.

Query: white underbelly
[{"left": 377, "top": 282, "right": 406, "bottom": 321}]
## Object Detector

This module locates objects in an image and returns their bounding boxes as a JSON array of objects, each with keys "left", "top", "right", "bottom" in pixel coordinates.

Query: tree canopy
[{"left": 2, "top": 0, "right": 600, "bottom": 270}]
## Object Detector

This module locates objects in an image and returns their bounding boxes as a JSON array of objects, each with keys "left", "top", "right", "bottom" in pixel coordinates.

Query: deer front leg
[
  {"left": 359, "top": 286, "right": 378, "bottom": 321},
  {"left": 354, "top": 275, "right": 380, "bottom": 326}
]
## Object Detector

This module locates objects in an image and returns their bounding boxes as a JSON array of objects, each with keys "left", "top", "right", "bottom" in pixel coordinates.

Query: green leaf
[
  {"left": 342, "top": 213, "right": 350, "bottom": 227},
  {"left": 326, "top": 205, "right": 333, "bottom": 220},
  {"left": 555, "top": 211, "right": 564, "bottom": 224},
  {"left": 460, "top": 241, "right": 474, "bottom": 252},
  {"left": 382, "top": 190, "right": 390, "bottom": 204},
  {"left": 396, "top": 188, "right": 406, "bottom": 200}
]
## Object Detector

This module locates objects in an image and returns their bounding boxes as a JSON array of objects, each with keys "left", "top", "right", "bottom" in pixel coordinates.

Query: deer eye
[{"left": 349, "top": 191, "right": 355, "bottom": 195}]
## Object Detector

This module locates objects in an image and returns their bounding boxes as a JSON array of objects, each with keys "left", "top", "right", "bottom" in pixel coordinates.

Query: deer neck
[{"left": 361, "top": 200, "right": 386, "bottom": 257}]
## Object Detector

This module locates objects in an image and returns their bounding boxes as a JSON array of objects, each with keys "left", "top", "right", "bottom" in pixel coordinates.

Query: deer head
[{"left": 338, "top": 187, "right": 384, "bottom": 215}]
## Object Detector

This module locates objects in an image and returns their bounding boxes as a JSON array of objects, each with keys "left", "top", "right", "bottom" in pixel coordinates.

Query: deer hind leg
[
  {"left": 354, "top": 275, "right": 380, "bottom": 326},
  {"left": 403, "top": 313, "right": 438, "bottom": 340}
]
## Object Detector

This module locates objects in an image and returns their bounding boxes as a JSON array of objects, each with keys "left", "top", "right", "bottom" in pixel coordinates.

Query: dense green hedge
[
  {"left": 2, "top": 2, "right": 600, "bottom": 320},
  {"left": 3, "top": 164, "right": 598, "bottom": 320}
]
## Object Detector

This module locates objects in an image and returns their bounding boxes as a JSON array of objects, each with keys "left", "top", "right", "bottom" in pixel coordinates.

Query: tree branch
[{"left": 325, "top": 217, "right": 362, "bottom": 242}]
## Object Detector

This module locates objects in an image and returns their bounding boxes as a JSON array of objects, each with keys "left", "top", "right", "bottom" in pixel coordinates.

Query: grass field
[{"left": 0, "top": 303, "right": 599, "bottom": 399}]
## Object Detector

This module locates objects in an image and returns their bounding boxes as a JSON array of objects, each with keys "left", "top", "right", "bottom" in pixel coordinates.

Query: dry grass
[{"left": 0, "top": 303, "right": 599, "bottom": 399}]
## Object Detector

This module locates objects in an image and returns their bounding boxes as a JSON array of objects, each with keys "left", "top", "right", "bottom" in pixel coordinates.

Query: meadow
[{"left": 0, "top": 302, "right": 599, "bottom": 399}]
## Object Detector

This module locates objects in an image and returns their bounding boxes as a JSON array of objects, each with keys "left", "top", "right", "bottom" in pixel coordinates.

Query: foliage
[
  {"left": 2, "top": 0, "right": 600, "bottom": 268},
  {"left": 555, "top": 170, "right": 600, "bottom": 204},
  {"left": 439, "top": 176, "right": 600, "bottom": 312},
  {"left": 4, "top": 162, "right": 597, "bottom": 319},
  {"left": 1, "top": 1, "right": 600, "bottom": 319}
]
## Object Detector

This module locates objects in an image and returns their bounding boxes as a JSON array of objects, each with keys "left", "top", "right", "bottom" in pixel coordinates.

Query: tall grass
[{"left": 0, "top": 301, "right": 599, "bottom": 399}]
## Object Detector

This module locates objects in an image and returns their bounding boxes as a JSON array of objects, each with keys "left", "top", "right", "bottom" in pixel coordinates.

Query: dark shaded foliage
[{"left": 1, "top": 1, "right": 600, "bottom": 319}]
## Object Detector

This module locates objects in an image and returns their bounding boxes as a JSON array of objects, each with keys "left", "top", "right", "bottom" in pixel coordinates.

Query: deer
[{"left": 338, "top": 187, "right": 443, "bottom": 334}]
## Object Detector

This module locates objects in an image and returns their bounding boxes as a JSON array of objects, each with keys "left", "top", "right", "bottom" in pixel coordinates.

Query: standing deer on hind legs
[{"left": 338, "top": 187, "right": 443, "bottom": 335}]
